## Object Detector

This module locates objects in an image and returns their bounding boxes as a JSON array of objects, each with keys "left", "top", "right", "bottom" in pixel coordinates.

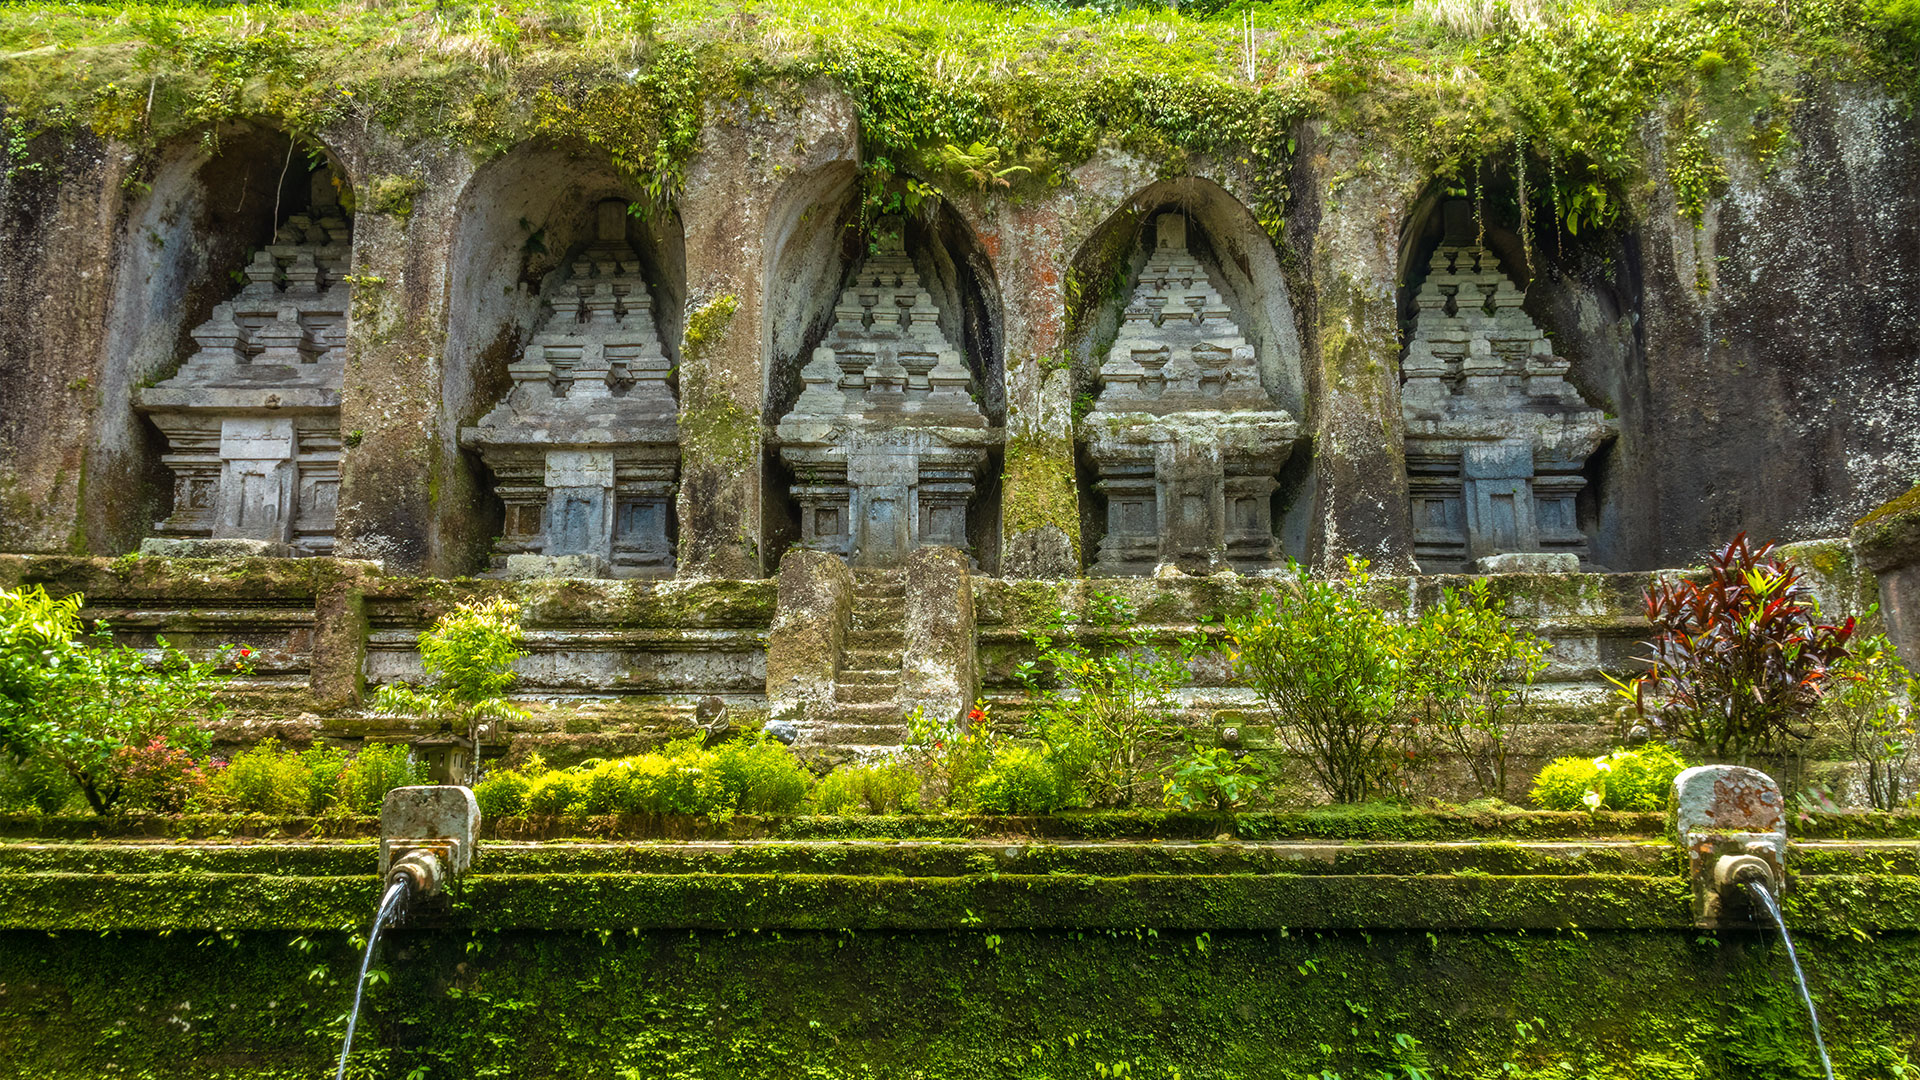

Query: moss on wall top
[{"left": 0, "top": 0, "right": 1913, "bottom": 232}]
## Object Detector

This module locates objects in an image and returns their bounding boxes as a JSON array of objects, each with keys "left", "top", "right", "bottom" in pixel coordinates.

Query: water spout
[
  {"left": 1748, "top": 881, "right": 1835, "bottom": 1080},
  {"left": 336, "top": 876, "right": 411, "bottom": 1080}
]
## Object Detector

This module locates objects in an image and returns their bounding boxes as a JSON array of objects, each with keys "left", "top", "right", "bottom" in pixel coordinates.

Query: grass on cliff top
[{"left": 0, "top": 0, "right": 1914, "bottom": 223}]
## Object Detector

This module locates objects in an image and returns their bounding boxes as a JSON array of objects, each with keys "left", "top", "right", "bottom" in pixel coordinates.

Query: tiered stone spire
[
  {"left": 1399, "top": 200, "right": 1616, "bottom": 572},
  {"left": 461, "top": 200, "right": 679, "bottom": 578},
  {"left": 777, "top": 219, "right": 997, "bottom": 566},
  {"left": 1082, "top": 214, "right": 1298, "bottom": 575},
  {"left": 136, "top": 166, "right": 353, "bottom": 557}
]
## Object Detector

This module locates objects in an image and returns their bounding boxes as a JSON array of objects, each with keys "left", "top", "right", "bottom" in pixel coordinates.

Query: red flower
[
  {"left": 967, "top": 707, "right": 985, "bottom": 722},
  {"left": 238, "top": 648, "right": 253, "bottom": 658}
]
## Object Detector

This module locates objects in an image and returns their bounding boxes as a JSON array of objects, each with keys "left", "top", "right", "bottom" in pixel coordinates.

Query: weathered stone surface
[
  {"left": 1670, "top": 764, "right": 1787, "bottom": 928},
  {"left": 135, "top": 166, "right": 352, "bottom": 558},
  {"left": 901, "top": 545, "right": 977, "bottom": 725},
  {"left": 462, "top": 199, "right": 679, "bottom": 578},
  {"left": 1853, "top": 485, "right": 1920, "bottom": 668},
  {"left": 1082, "top": 214, "right": 1299, "bottom": 575},
  {"left": 1474, "top": 552, "right": 1580, "bottom": 574},
  {"left": 378, "top": 784, "right": 480, "bottom": 878},
  {"left": 1400, "top": 201, "right": 1616, "bottom": 572},
  {"left": 765, "top": 548, "right": 853, "bottom": 724},
  {"left": 137, "top": 537, "right": 291, "bottom": 558},
  {"left": 775, "top": 218, "right": 1000, "bottom": 569}
]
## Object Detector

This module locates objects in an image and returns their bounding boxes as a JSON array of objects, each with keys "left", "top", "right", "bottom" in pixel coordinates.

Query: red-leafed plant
[{"left": 1613, "top": 534, "right": 1857, "bottom": 760}]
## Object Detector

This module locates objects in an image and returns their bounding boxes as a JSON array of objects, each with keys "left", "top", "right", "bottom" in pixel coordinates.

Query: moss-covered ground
[{"left": 3, "top": 926, "right": 1917, "bottom": 1078}]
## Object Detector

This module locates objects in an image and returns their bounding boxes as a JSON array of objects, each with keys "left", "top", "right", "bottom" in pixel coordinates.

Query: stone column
[
  {"left": 674, "top": 87, "right": 859, "bottom": 579},
  {"left": 331, "top": 132, "right": 476, "bottom": 575},
  {"left": 900, "top": 545, "right": 977, "bottom": 725},
  {"left": 765, "top": 548, "right": 853, "bottom": 725},
  {"left": 1298, "top": 125, "right": 1418, "bottom": 573},
  {"left": 992, "top": 197, "right": 1081, "bottom": 578}
]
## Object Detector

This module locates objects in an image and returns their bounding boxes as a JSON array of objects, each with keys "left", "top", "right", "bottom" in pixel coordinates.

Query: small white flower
[
  {"left": 1581, "top": 789, "right": 1603, "bottom": 810},
  {"left": 1592, "top": 757, "right": 1613, "bottom": 773}
]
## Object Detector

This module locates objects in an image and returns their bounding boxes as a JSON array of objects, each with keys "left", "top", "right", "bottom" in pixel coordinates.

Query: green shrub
[
  {"left": 1228, "top": 560, "right": 1401, "bottom": 803},
  {"left": 336, "top": 743, "right": 425, "bottom": 815},
  {"left": 0, "top": 584, "right": 242, "bottom": 814},
  {"left": 373, "top": 597, "right": 529, "bottom": 785},
  {"left": 298, "top": 744, "right": 349, "bottom": 815},
  {"left": 649, "top": 750, "right": 727, "bottom": 816},
  {"left": 207, "top": 738, "right": 311, "bottom": 815},
  {"left": 711, "top": 735, "right": 811, "bottom": 814},
  {"left": 971, "top": 743, "right": 1071, "bottom": 814},
  {"left": 1161, "top": 742, "right": 1265, "bottom": 812},
  {"left": 525, "top": 766, "right": 587, "bottom": 816},
  {"left": 1530, "top": 745, "right": 1690, "bottom": 811},
  {"left": 0, "top": 754, "right": 77, "bottom": 814},
  {"left": 812, "top": 760, "right": 921, "bottom": 815},
  {"left": 473, "top": 765, "right": 532, "bottom": 818}
]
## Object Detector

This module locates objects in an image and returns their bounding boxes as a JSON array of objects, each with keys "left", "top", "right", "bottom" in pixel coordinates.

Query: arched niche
[
  {"left": 92, "top": 122, "right": 355, "bottom": 555},
  {"left": 438, "top": 146, "right": 687, "bottom": 577},
  {"left": 1396, "top": 161, "right": 1643, "bottom": 571},
  {"left": 1065, "top": 177, "right": 1309, "bottom": 575},
  {"left": 762, "top": 168, "right": 1006, "bottom": 573}
]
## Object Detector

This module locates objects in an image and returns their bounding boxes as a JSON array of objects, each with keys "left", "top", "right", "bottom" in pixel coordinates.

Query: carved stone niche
[
  {"left": 1081, "top": 214, "right": 1299, "bottom": 576},
  {"left": 775, "top": 218, "right": 1000, "bottom": 568},
  {"left": 136, "top": 168, "right": 352, "bottom": 558},
  {"left": 461, "top": 200, "right": 679, "bottom": 579},
  {"left": 1400, "top": 200, "right": 1617, "bottom": 573}
]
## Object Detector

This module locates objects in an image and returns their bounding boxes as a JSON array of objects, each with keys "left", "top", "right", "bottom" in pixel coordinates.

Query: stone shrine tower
[
  {"left": 776, "top": 220, "right": 998, "bottom": 567},
  {"left": 461, "top": 200, "right": 679, "bottom": 579},
  {"left": 1399, "top": 201, "right": 1616, "bottom": 572},
  {"left": 1081, "top": 214, "right": 1298, "bottom": 575},
  {"left": 136, "top": 168, "right": 352, "bottom": 557}
]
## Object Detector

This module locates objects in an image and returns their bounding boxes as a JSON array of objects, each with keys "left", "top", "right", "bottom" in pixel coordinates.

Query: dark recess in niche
[
  {"left": 1396, "top": 159, "right": 1644, "bottom": 570},
  {"left": 139, "top": 127, "right": 353, "bottom": 541},
  {"left": 764, "top": 188, "right": 1007, "bottom": 573},
  {"left": 1065, "top": 190, "right": 1309, "bottom": 573}
]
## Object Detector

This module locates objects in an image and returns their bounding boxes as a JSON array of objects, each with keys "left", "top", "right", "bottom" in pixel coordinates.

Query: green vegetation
[
  {"left": 1400, "top": 578, "right": 1552, "bottom": 799},
  {"left": 0, "top": 585, "right": 237, "bottom": 814},
  {"left": 1530, "top": 744, "right": 1691, "bottom": 811},
  {"left": 373, "top": 596, "right": 530, "bottom": 785},
  {"left": 5, "top": 0, "right": 1904, "bottom": 252},
  {"left": 475, "top": 734, "right": 814, "bottom": 818},
  {"left": 1824, "top": 630, "right": 1920, "bottom": 811}
]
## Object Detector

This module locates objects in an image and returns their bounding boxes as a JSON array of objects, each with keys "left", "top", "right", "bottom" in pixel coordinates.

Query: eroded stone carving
[
  {"left": 137, "top": 168, "right": 352, "bottom": 557},
  {"left": 1399, "top": 201, "right": 1616, "bottom": 573},
  {"left": 461, "top": 200, "right": 678, "bottom": 579},
  {"left": 1082, "top": 214, "right": 1298, "bottom": 575},
  {"left": 776, "top": 219, "right": 998, "bottom": 568}
]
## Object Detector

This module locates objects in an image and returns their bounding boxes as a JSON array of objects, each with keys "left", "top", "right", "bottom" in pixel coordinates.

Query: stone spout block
[
  {"left": 1670, "top": 765, "right": 1787, "bottom": 929},
  {"left": 379, "top": 785, "right": 480, "bottom": 888}
]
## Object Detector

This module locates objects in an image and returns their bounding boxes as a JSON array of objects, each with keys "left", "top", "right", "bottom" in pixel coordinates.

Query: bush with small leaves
[
  {"left": 971, "top": 743, "right": 1072, "bottom": 814},
  {"left": 1531, "top": 745, "right": 1690, "bottom": 812},
  {"left": 206, "top": 738, "right": 310, "bottom": 815},
  {"left": 811, "top": 760, "right": 921, "bottom": 815},
  {"left": 336, "top": 743, "right": 426, "bottom": 815},
  {"left": 710, "top": 735, "right": 811, "bottom": 814}
]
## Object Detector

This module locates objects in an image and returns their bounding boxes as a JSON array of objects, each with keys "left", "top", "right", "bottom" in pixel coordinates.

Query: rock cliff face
[{"left": 0, "top": 83, "right": 1914, "bottom": 574}]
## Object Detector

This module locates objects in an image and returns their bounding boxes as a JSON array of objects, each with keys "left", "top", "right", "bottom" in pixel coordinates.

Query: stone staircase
[{"left": 820, "top": 569, "right": 911, "bottom": 752}]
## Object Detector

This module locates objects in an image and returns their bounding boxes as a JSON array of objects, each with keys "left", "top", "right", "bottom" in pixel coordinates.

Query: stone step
[
  {"left": 803, "top": 722, "right": 912, "bottom": 747},
  {"left": 846, "top": 629, "right": 904, "bottom": 649},
  {"left": 845, "top": 648, "right": 903, "bottom": 670},
  {"left": 834, "top": 682, "right": 898, "bottom": 705},
  {"left": 823, "top": 702, "right": 910, "bottom": 727},
  {"left": 851, "top": 598, "right": 906, "bottom": 625},
  {"left": 838, "top": 668, "right": 900, "bottom": 687}
]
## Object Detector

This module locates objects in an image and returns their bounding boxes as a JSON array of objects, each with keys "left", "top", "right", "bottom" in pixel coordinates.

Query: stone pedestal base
[
  {"left": 1473, "top": 552, "right": 1579, "bottom": 574},
  {"left": 504, "top": 553, "right": 612, "bottom": 580},
  {"left": 139, "top": 537, "right": 293, "bottom": 558}
]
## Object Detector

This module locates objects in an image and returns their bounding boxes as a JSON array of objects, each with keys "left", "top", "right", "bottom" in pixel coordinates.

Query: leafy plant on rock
[
  {"left": 1612, "top": 534, "right": 1856, "bottom": 761},
  {"left": 374, "top": 597, "right": 530, "bottom": 785},
  {"left": 1227, "top": 560, "right": 1400, "bottom": 804},
  {"left": 1161, "top": 737, "right": 1266, "bottom": 813}
]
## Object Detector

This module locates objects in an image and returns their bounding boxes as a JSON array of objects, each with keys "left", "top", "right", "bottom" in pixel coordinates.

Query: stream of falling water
[
  {"left": 1749, "top": 881, "right": 1835, "bottom": 1080},
  {"left": 336, "top": 879, "right": 411, "bottom": 1080}
]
